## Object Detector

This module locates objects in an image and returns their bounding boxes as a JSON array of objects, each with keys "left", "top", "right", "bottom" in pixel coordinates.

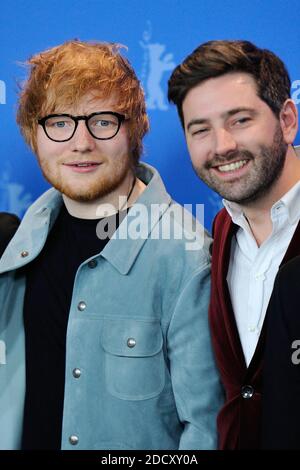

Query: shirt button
[
  {"left": 248, "top": 326, "right": 256, "bottom": 332},
  {"left": 127, "top": 338, "right": 136, "bottom": 348},
  {"left": 73, "top": 368, "right": 81, "bottom": 378},
  {"left": 21, "top": 251, "right": 29, "bottom": 258},
  {"left": 77, "top": 301, "right": 86, "bottom": 311},
  {"left": 69, "top": 435, "right": 79, "bottom": 445},
  {"left": 241, "top": 385, "right": 254, "bottom": 399},
  {"left": 88, "top": 260, "right": 97, "bottom": 269}
]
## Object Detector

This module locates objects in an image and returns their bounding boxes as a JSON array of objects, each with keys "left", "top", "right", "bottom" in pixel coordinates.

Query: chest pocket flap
[
  {"left": 101, "top": 318, "right": 165, "bottom": 400},
  {"left": 101, "top": 318, "right": 163, "bottom": 357}
]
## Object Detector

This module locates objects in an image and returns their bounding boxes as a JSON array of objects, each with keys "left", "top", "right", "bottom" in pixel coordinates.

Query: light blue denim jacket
[{"left": 0, "top": 163, "right": 223, "bottom": 449}]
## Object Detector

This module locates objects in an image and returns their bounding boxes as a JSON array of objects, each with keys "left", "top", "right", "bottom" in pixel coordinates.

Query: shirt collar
[
  {"left": 273, "top": 179, "right": 300, "bottom": 224},
  {"left": 223, "top": 179, "right": 300, "bottom": 227}
]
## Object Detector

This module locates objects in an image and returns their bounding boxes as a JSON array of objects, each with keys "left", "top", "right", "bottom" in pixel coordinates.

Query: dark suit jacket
[
  {"left": 209, "top": 208, "right": 300, "bottom": 449},
  {"left": 0, "top": 212, "right": 20, "bottom": 257},
  {"left": 261, "top": 255, "right": 300, "bottom": 449}
]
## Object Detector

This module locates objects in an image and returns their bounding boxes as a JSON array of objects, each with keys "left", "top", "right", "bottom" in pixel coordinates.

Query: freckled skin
[{"left": 36, "top": 92, "right": 132, "bottom": 203}]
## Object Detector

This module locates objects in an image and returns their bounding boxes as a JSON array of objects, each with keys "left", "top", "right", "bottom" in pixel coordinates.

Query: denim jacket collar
[{"left": 0, "top": 163, "right": 172, "bottom": 275}]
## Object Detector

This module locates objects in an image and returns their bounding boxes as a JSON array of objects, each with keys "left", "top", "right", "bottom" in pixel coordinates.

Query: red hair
[{"left": 17, "top": 40, "right": 149, "bottom": 164}]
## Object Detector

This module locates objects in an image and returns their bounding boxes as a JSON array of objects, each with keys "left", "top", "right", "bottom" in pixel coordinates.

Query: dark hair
[{"left": 168, "top": 40, "right": 291, "bottom": 127}]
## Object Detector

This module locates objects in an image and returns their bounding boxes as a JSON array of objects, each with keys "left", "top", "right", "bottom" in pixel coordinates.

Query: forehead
[
  {"left": 54, "top": 90, "right": 118, "bottom": 114},
  {"left": 182, "top": 72, "right": 263, "bottom": 120}
]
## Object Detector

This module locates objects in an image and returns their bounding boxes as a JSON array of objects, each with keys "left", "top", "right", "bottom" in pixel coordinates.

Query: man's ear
[{"left": 279, "top": 99, "right": 298, "bottom": 144}]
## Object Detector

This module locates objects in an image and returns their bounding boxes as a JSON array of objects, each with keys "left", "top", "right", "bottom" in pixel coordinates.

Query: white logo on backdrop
[
  {"left": 140, "top": 21, "right": 175, "bottom": 111},
  {"left": 0, "top": 170, "right": 33, "bottom": 217},
  {"left": 292, "top": 79, "right": 300, "bottom": 105},
  {"left": 0, "top": 80, "right": 6, "bottom": 104}
]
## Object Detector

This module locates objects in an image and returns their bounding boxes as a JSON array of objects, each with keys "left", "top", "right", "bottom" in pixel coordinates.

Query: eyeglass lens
[{"left": 44, "top": 113, "right": 121, "bottom": 141}]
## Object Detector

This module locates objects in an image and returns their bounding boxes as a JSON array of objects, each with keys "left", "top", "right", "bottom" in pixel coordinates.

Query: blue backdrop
[{"left": 1, "top": 0, "right": 299, "bottom": 229}]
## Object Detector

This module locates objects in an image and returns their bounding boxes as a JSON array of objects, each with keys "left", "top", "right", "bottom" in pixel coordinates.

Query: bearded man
[{"left": 168, "top": 39, "right": 300, "bottom": 449}]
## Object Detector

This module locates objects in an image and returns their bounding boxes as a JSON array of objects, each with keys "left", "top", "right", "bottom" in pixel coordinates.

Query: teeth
[
  {"left": 218, "top": 160, "right": 248, "bottom": 172},
  {"left": 76, "top": 163, "right": 91, "bottom": 167}
]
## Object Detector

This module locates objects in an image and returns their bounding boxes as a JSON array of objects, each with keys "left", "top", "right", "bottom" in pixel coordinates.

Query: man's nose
[
  {"left": 70, "top": 121, "right": 96, "bottom": 152},
  {"left": 213, "top": 128, "right": 237, "bottom": 156}
]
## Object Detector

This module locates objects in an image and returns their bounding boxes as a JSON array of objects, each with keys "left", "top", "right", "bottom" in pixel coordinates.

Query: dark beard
[{"left": 193, "top": 125, "right": 288, "bottom": 204}]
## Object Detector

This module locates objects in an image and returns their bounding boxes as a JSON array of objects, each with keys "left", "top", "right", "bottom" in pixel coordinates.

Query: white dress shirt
[{"left": 224, "top": 180, "right": 300, "bottom": 366}]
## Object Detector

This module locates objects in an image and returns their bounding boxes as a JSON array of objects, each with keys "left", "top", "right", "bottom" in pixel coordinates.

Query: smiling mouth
[
  {"left": 63, "top": 161, "right": 101, "bottom": 168},
  {"left": 216, "top": 159, "right": 249, "bottom": 173}
]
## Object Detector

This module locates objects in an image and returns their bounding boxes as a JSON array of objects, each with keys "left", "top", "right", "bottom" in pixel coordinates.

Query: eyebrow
[{"left": 186, "top": 107, "right": 258, "bottom": 132}]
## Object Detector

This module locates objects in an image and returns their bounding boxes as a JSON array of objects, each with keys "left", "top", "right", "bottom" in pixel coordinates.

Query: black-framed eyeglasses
[{"left": 37, "top": 111, "right": 126, "bottom": 142}]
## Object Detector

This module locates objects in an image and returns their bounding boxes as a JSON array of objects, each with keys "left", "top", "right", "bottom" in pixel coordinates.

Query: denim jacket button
[
  {"left": 77, "top": 301, "right": 86, "bottom": 311},
  {"left": 73, "top": 368, "right": 81, "bottom": 378},
  {"left": 69, "top": 435, "right": 79, "bottom": 445},
  {"left": 127, "top": 338, "right": 136, "bottom": 348}
]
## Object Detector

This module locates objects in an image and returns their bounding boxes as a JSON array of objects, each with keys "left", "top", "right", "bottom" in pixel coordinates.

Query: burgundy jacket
[{"left": 209, "top": 208, "right": 300, "bottom": 449}]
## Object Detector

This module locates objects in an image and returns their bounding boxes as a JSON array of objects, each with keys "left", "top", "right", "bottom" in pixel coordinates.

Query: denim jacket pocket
[{"left": 101, "top": 318, "right": 165, "bottom": 401}]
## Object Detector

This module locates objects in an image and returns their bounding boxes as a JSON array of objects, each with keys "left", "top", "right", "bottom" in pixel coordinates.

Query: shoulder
[
  {"left": 23, "top": 187, "right": 62, "bottom": 216},
  {"left": 0, "top": 212, "right": 20, "bottom": 257},
  {"left": 278, "top": 256, "right": 300, "bottom": 281},
  {"left": 163, "top": 200, "right": 212, "bottom": 266},
  {"left": 0, "top": 212, "right": 20, "bottom": 230},
  {"left": 268, "top": 256, "right": 300, "bottom": 328},
  {"left": 275, "top": 256, "right": 300, "bottom": 298},
  {"left": 5, "top": 189, "right": 62, "bottom": 249},
  {"left": 145, "top": 201, "right": 211, "bottom": 295}
]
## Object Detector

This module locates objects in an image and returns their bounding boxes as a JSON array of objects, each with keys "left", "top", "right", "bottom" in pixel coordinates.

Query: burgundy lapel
[{"left": 213, "top": 211, "right": 247, "bottom": 371}]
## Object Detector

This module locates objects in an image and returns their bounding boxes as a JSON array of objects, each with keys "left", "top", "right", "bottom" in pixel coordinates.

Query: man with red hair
[{"left": 0, "top": 40, "right": 223, "bottom": 450}]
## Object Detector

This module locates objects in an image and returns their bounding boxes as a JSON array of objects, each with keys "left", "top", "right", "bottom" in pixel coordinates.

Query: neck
[
  {"left": 239, "top": 145, "right": 300, "bottom": 246},
  {"left": 62, "top": 174, "right": 146, "bottom": 219}
]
